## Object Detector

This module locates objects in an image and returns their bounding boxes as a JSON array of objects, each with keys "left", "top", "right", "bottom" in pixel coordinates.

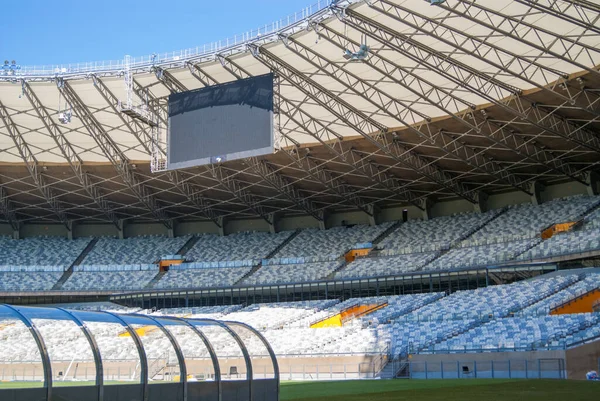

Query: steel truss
[
  {"left": 91, "top": 75, "right": 223, "bottom": 228},
  {"left": 209, "top": 56, "right": 378, "bottom": 216},
  {"left": 278, "top": 32, "right": 534, "bottom": 195},
  {"left": 150, "top": 66, "right": 308, "bottom": 222},
  {"left": 57, "top": 80, "right": 173, "bottom": 230},
  {"left": 339, "top": 5, "right": 600, "bottom": 154},
  {"left": 0, "top": 186, "right": 19, "bottom": 231},
  {"left": 514, "top": 0, "right": 600, "bottom": 35},
  {"left": 0, "top": 101, "right": 71, "bottom": 230},
  {"left": 311, "top": 14, "right": 592, "bottom": 184},
  {"left": 154, "top": 62, "right": 363, "bottom": 221},
  {"left": 211, "top": 53, "right": 431, "bottom": 210},
  {"left": 364, "top": 0, "right": 600, "bottom": 121},
  {"left": 245, "top": 157, "right": 325, "bottom": 222},
  {"left": 248, "top": 43, "right": 482, "bottom": 204},
  {"left": 445, "top": 0, "right": 600, "bottom": 79},
  {"left": 206, "top": 163, "right": 274, "bottom": 225},
  {"left": 21, "top": 81, "right": 122, "bottom": 230}
]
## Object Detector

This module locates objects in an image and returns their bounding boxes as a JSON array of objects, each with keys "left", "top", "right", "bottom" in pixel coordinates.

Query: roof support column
[
  {"left": 367, "top": 204, "right": 379, "bottom": 227},
  {"left": 218, "top": 216, "right": 226, "bottom": 237},
  {"left": 118, "top": 219, "right": 127, "bottom": 239},
  {"left": 529, "top": 181, "right": 545, "bottom": 205},
  {"left": 586, "top": 171, "right": 600, "bottom": 196},
  {"left": 318, "top": 219, "right": 327, "bottom": 231},
  {"left": 168, "top": 220, "right": 175, "bottom": 238},
  {"left": 67, "top": 221, "right": 75, "bottom": 240},
  {"left": 13, "top": 225, "right": 19, "bottom": 240},
  {"left": 474, "top": 191, "right": 489, "bottom": 214},
  {"left": 269, "top": 212, "right": 280, "bottom": 234},
  {"left": 422, "top": 198, "right": 434, "bottom": 221}
]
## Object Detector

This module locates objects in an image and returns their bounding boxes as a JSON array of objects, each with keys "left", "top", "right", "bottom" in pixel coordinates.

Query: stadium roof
[{"left": 0, "top": 0, "right": 599, "bottom": 230}]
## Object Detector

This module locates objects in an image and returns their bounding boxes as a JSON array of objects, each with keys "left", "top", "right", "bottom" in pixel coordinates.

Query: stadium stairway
[
  {"left": 235, "top": 229, "right": 303, "bottom": 286},
  {"left": 265, "top": 229, "right": 303, "bottom": 259},
  {"left": 145, "top": 271, "right": 167, "bottom": 289},
  {"left": 416, "top": 208, "right": 510, "bottom": 272},
  {"left": 323, "top": 257, "right": 350, "bottom": 280},
  {"left": 52, "top": 238, "right": 98, "bottom": 290},
  {"left": 371, "top": 221, "right": 403, "bottom": 247},
  {"left": 175, "top": 235, "right": 201, "bottom": 257},
  {"left": 381, "top": 293, "right": 446, "bottom": 322}
]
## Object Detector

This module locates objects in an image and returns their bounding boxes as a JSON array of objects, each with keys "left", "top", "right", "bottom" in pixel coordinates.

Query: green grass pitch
[
  {"left": 0, "top": 379, "right": 597, "bottom": 400},
  {"left": 279, "top": 379, "right": 598, "bottom": 401}
]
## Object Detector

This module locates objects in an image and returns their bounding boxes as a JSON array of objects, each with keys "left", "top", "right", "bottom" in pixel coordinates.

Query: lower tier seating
[
  {"left": 429, "top": 314, "right": 600, "bottom": 352},
  {"left": 1, "top": 272, "right": 600, "bottom": 363}
]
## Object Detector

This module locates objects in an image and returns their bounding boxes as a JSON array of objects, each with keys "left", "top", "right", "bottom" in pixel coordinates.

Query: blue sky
[{"left": 1, "top": 0, "right": 321, "bottom": 66}]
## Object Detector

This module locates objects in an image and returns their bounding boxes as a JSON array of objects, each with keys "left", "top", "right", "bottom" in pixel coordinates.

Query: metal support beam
[
  {"left": 208, "top": 57, "right": 377, "bottom": 215},
  {"left": 92, "top": 75, "right": 223, "bottom": 227},
  {"left": 529, "top": 181, "right": 545, "bottom": 205},
  {"left": 206, "top": 163, "right": 274, "bottom": 225},
  {"left": 0, "top": 186, "right": 19, "bottom": 231},
  {"left": 341, "top": 8, "right": 600, "bottom": 154},
  {"left": 281, "top": 33, "right": 532, "bottom": 195},
  {"left": 0, "top": 101, "right": 71, "bottom": 230},
  {"left": 513, "top": 0, "right": 600, "bottom": 35},
  {"left": 446, "top": 0, "right": 600, "bottom": 78},
  {"left": 245, "top": 157, "right": 324, "bottom": 222},
  {"left": 312, "top": 22, "right": 586, "bottom": 184},
  {"left": 22, "top": 81, "right": 121, "bottom": 229},
  {"left": 248, "top": 44, "right": 480, "bottom": 203},
  {"left": 371, "top": 0, "right": 572, "bottom": 101},
  {"left": 57, "top": 80, "right": 173, "bottom": 230},
  {"left": 151, "top": 65, "right": 297, "bottom": 224},
  {"left": 207, "top": 55, "right": 427, "bottom": 209}
]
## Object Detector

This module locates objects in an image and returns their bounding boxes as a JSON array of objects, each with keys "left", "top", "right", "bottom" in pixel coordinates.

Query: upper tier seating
[
  {"left": 425, "top": 238, "right": 541, "bottom": 270},
  {"left": 82, "top": 235, "right": 190, "bottom": 265},
  {"left": 429, "top": 314, "right": 600, "bottom": 352},
  {"left": 517, "top": 228, "right": 600, "bottom": 261},
  {"left": 186, "top": 231, "right": 294, "bottom": 262},
  {"left": 62, "top": 270, "right": 157, "bottom": 291},
  {"left": 468, "top": 195, "right": 599, "bottom": 242},
  {"left": 0, "top": 272, "right": 62, "bottom": 291},
  {"left": 155, "top": 266, "right": 252, "bottom": 289},
  {"left": 274, "top": 223, "right": 394, "bottom": 259},
  {"left": 378, "top": 210, "right": 499, "bottom": 253},
  {"left": 242, "top": 261, "right": 342, "bottom": 285},
  {"left": 336, "top": 252, "right": 438, "bottom": 279},
  {"left": 0, "top": 236, "right": 90, "bottom": 269}
]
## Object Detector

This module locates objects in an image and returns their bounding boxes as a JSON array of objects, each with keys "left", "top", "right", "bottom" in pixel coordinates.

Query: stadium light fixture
[{"left": 430, "top": 0, "right": 446, "bottom": 5}]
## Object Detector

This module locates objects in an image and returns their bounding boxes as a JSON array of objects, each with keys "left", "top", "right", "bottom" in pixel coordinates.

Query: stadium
[{"left": 0, "top": 0, "right": 600, "bottom": 400}]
